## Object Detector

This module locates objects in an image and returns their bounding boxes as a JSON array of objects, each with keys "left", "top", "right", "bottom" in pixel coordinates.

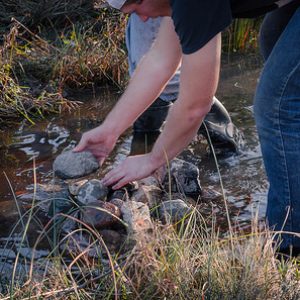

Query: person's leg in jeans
[{"left": 254, "top": 5, "right": 300, "bottom": 255}]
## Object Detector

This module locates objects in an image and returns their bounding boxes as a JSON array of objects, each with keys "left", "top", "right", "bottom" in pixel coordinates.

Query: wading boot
[
  {"left": 199, "top": 97, "right": 244, "bottom": 154},
  {"left": 130, "top": 97, "right": 173, "bottom": 155}
]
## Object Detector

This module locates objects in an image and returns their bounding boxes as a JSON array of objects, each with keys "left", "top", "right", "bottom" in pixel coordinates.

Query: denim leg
[
  {"left": 259, "top": 1, "right": 300, "bottom": 61},
  {"left": 254, "top": 7, "right": 300, "bottom": 250}
]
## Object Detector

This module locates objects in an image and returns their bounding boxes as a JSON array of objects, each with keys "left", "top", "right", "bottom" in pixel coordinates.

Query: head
[{"left": 107, "top": 0, "right": 171, "bottom": 21}]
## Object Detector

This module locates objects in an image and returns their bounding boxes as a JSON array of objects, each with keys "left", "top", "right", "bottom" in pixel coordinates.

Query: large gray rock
[
  {"left": 53, "top": 151, "right": 99, "bottom": 179},
  {"left": 164, "top": 158, "right": 202, "bottom": 199},
  {"left": 159, "top": 199, "right": 192, "bottom": 224},
  {"left": 77, "top": 179, "right": 108, "bottom": 205}
]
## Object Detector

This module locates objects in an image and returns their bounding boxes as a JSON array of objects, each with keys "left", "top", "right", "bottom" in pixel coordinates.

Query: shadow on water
[{"left": 0, "top": 54, "right": 268, "bottom": 256}]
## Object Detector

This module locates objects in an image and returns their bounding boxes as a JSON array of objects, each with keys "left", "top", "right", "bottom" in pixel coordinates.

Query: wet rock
[
  {"left": 164, "top": 158, "right": 202, "bottom": 199},
  {"left": 81, "top": 201, "right": 122, "bottom": 229},
  {"left": 131, "top": 185, "right": 162, "bottom": 209},
  {"left": 159, "top": 199, "right": 192, "bottom": 224},
  {"left": 18, "top": 182, "right": 70, "bottom": 213},
  {"left": 68, "top": 179, "right": 88, "bottom": 196},
  {"left": 48, "top": 195, "right": 74, "bottom": 218},
  {"left": 77, "top": 179, "right": 108, "bottom": 205},
  {"left": 53, "top": 150, "right": 99, "bottom": 179},
  {"left": 121, "top": 201, "right": 153, "bottom": 237},
  {"left": 0, "top": 201, "right": 22, "bottom": 233}
]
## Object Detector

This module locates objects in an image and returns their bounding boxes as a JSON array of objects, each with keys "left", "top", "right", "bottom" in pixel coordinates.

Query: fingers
[
  {"left": 102, "top": 168, "right": 123, "bottom": 187},
  {"left": 99, "top": 157, "right": 106, "bottom": 167},
  {"left": 102, "top": 167, "right": 131, "bottom": 189},
  {"left": 112, "top": 177, "right": 130, "bottom": 190},
  {"left": 73, "top": 138, "right": 87, "bottom": 152}
]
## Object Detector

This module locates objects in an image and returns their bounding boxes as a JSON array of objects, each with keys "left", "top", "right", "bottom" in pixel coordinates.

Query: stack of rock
[{"left": 19, "top": 150, "right": 209, "bottom": 257}]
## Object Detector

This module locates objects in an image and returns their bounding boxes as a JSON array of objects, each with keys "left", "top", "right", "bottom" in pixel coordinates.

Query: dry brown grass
[
  {"left": 0, "top": 2, "right": 128, "bottom": 124},
  {"left": 1, "top": 204, "right": 300, "bottom": 300}
]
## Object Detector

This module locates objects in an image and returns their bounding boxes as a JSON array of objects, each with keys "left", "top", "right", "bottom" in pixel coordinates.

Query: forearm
[
  {"left": 148, "top": 34, "right": 221, "bottom": 168},
  {"left": 103, "top": 56, "right": 178, "bottom": 135},
  {"left": 149, "top": 96, "right": 212, "bottom": 167},
  {"left": 102, "top": 18, "right": 181, "bottom": 137}
]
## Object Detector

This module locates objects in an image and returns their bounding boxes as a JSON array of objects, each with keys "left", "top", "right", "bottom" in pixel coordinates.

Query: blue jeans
[{"left": 254, "top": 6, "right": 300, "bottom": 251}]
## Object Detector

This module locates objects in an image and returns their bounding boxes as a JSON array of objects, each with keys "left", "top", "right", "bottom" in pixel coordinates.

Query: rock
[
  {"left": 98, "top": 229, "right": 127, "bottom": 253},
  {"left": 123, "top": 181, "right": 139, "bottom": 193},
  {"left": 109, "top": 198, "right": 124, "bottom": 210},
  {"left": 60, "top": 230, "right": 126, "bottom": 258},
  {"left": 68, "top": 179, "right": 89, "bottom": 196},
  {"left": 18, "top": 182, "right": 70, "bottom": 213},
  {"left": 164, "top": 158, "right": 202, "bottom": 199},
  {"left": 131, "top": 185, "right": 162, "bottom": 209},
  {"left": 59, "top": 233, "right": 98, "bottom": 258},
  {"left": 48, "top": 195, "right": 74, "bottom": 218},
  {"left": 138, "top": 175, "right": 161, "bottom": 187},
  {"left": 18, "top": 247, "right": 49, "bottom": 260},
  {"left": 53, "top": 151, "right": 99, "bottom": 179},
  {"left": 201, "top": 188, "right": 222, "bottom": 201},
  {"left": 0, "top": 262, "right": 28, "bottom": 289},
  {"left": 121, "top": 201, "right": 153, "bottom": 237},
  {"left": 61, "top": 211, "right": 80, "bottom": 234},
  {"left": 80, "top": 201, "right": 122, "bottom": 229},
  {"left": 159, "top": 199, "right": 192, "bottom": 224},
  {"left": 0, "top": 248, "right": 16, "bottom": 260},
  {"left": 77, "top": 179, "right": 108, "bottom": 205},
  {"left": 109, "top": 189, "right": 127, "bottom": 201},
  {"left": 16, "top": 183, "right": 73, "bottom": 218},
  {"left": 107, "top": 182, "right": 139, "bottom": 201}
]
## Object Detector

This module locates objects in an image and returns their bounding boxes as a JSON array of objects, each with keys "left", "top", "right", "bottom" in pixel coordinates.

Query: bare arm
[
  {"left": 149, "top": 33, "right": 221, "bottom": 166},
  {"left": 102, "top": 17, "right": 182, "bottom": 137},
  {"left": 74, "top": 18, "right": 181, "bottom": 162},
  {"left": 103, "top": 32, "right": 222, "bottom": 188}
]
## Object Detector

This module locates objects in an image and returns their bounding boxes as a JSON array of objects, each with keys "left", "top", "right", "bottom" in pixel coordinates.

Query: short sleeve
[{"left": 171, "top": 0, "right": 232, "bottom": 54}]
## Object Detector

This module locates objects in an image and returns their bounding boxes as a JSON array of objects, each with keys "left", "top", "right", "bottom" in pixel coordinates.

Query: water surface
[{"left": 0, "top": 54, "right": 268, "bottom": 238}]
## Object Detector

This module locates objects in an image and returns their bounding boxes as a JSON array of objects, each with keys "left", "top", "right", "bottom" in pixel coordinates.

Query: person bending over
[{"left": 75, "top": 0, "right": 300, "bottom": 255}]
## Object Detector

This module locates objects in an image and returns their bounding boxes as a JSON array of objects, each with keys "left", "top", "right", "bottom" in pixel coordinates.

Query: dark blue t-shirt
[{"left": 171, "top": 0, "right": 299, "bottom": 54}]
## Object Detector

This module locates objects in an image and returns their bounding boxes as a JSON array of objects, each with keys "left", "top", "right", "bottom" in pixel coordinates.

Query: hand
[
  {"left": 73, "top": 126, "right": 117, "bottom": 166},
  {"left": 102, "top": 154, "right": 159, "bottom": 189}
]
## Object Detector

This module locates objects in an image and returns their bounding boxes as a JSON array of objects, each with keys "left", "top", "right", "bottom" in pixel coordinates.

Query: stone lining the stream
[{"left": 17, "top": 155, "right": 215, "bottom": 257}]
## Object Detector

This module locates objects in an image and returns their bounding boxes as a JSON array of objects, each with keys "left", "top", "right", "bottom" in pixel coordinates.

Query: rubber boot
[
  {"left": 130, "top": 98, "right": 173, "bottom": 155},
  {"left": 199, "top": 97, "right": 244, "bottom": 153}
]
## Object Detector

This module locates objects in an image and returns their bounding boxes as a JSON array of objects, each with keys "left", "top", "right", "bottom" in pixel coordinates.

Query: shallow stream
[{"left": 0, "top": 54, "right": 268, "bottom": 249}]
